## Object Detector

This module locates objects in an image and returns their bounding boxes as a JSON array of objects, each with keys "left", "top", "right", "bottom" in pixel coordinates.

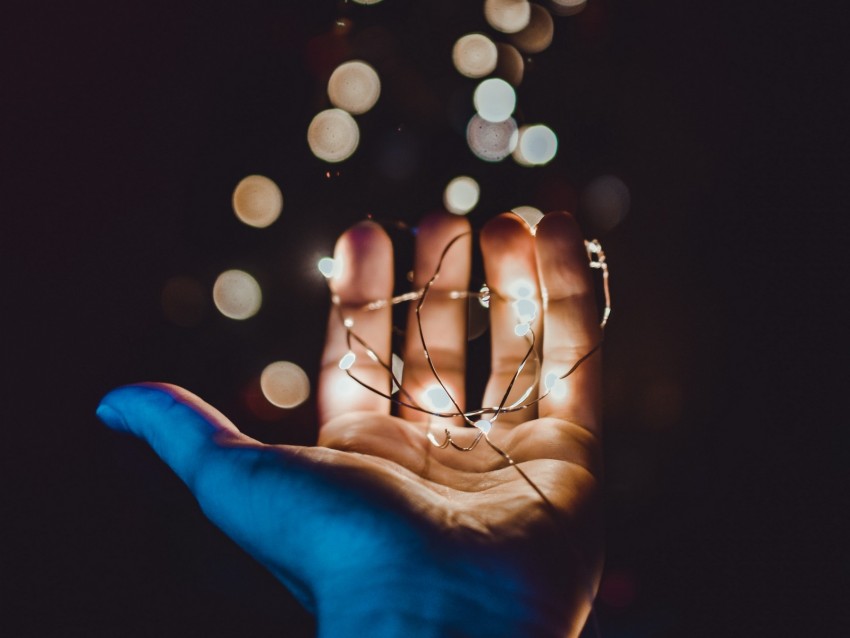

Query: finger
[
  {"left": 319, "top": 221, "right": 394, "bottom": 425},
  {"left": 534, "top": 212, "right": 602, "bottom": 431},
  {"left": 96, "top": 383, "right": 318, "bottom": 610},
  {"left": 399, "top": 212, "right": 471, "bottom": 424},
  {"left": 480, "top": 213, "right": 543, "bottom": 426}
]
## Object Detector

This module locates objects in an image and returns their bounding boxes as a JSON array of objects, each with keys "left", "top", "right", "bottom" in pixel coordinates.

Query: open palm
[{"left": 98, "top": 211, "right": 604, "bottom": 638}]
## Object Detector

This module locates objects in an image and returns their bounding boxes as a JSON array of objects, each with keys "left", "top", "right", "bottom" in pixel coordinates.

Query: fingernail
[{"left": 96, "top": 403, "right": 128, "bottom": 431}]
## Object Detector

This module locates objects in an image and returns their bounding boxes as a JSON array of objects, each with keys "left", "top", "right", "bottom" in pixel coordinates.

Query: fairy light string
[{"left": 325, "top": 221, "right": 611, "bottom": 502}]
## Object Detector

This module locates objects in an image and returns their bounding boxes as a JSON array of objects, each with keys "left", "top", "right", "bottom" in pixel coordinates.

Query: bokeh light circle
[
  {"left": 232, "top": 175, "right": 283, "bottom": 228},
  {"left": 496, "top": 43, "right": 524, "bottom": 86},
  {"left": 484, "top": 0, "right": 532, "bottom": 34},
  {"left": 260, "top": 361, "right": 311, "bottom": 408},
  {"left": 443, "top": 176, "right": 480, "bottom": 215},
  {"left": 510, "top": 3, "right": 554, "bottom": 53},
  {"left": 514, "top": 124, "right": 558, "bottom": 165},
  {"left": 473, "top": 78, "right": 517, "bottom": 122},
  {"left": 452, "top": 33, "right": 498, "bottom": 78},
  {"left": 307, "top": 108, "right": 360, "bottom": 163},
  {"left": 512, "top": 205, "right": 544, "bottom": 229},
  {"left": 467, "top": 114, "right": 518, "bottom": 162},
  {"left": 327, "top": 60, "right": 381, "bottom": 115},
  {"left": 550, "top": 0, "right": 587, "bottom": 17},
  {"left": 212, "top": 269, "right": 262, "bottom": 320}
]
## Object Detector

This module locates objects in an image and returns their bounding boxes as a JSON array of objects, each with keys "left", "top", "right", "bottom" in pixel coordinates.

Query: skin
[{"left": 97, "top": 211, "right": 604, "bottom": 638}]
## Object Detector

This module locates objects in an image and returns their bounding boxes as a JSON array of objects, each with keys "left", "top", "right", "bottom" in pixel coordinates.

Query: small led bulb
[
  {"left": 343, "top": 317, "right": 354, "bottom": 328},
  {"left": 474, "top": 419, "right": 492, "bottom": 434},
  {"left": 544, "top": 372, "right": 568, "bottom": 399},
  {"left": 317, "top": 257, "right": 336, "bottom": 278},
  {"left": 339, "top": 351, "right": 356, "bottom": 370},
  {"left": 425, "top": 384, "right": 453, "bottom": 411},
  {"left": 513, "top": 298, "right": 538, "bottom": 322},
  {"left": 514, "top": 322, "right": 531, "bottom": 337}
]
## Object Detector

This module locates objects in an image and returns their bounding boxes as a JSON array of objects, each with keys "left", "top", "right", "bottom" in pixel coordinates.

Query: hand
[{"left": 97, "top": 211, "right": 604, "bottom": 638}]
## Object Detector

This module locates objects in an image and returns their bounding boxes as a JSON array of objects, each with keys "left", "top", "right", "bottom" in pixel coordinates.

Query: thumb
[{"left": 97, "top": 382, "right": 318, "bottom": 610}]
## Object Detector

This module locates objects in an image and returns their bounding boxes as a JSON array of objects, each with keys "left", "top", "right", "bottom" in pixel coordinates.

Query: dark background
[{"left": 2, "top": 1, "right": 845, "bottom": 636}]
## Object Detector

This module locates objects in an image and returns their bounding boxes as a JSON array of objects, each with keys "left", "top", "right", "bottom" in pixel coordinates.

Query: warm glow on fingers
[
  {"left": 484, "top": 0, "right": 532, "bottom": 34},
  {"left": 452, "top": 33, "right": 498, "bottom": 78},
  {"left": 443, "top": 175, "right": 480, "bottom": 214},
  {"left": 212, "top": 270, "right": 262, "bottom": 320},
  {"left": 328, "top": 60, "right": 381, "bottom": 115},
  {"left": 308, "top": 108, "right": 360, "bottom": 162},
  {"left": 260, "top": 361, "right": 310, "bottom": 408},
  {"left": 232, "top": 175, "right": 283, "bottom": 228}
]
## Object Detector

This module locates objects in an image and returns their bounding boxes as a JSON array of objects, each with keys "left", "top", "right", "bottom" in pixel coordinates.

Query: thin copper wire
[{"left": 331, "top": 228, "right": 611, "bottom": 504}]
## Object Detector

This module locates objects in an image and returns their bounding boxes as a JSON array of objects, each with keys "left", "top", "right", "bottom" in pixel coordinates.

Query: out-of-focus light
[
  {"left": 473, "top": 78, "right": 516, "bottom": 122},
  {"left": 510, "top": 3, "right": 554, "bottom": 53},
  {"left": 212, "top": 270, "right": 262, "bottom": 320},
  {"left": 391, "top": 353, "right": 404, "bottom": 394},
  {"left": 328, "top": 60, "right": 381, "bottom": 115},
  {"left": 339, "top": 351, "right": 356, "bottom": 370},
  {"left": 424, "top": 384, "right": 453, "bottom": 411},
  {"left": 352, "top": 0, "right": 383, "bottom": 4},
  {"left": 317, "top": 256, "right": 338, "bottom": 278},
  {"left": 495, "top": 43, "right": 524, "bottom": 86},
  {"left": 512, "top": 205, "right": 544, "bottom": 229},
  {"left": 452, "top": 33, "right": 498, "bottom": 78},
  {"left": 308, "top": 108, "right": 360, "bottom": 163},
  {"left": 583, "top": 175, "right": 631, "bottom": 231},
  {"left": 513, "top": 124, "right": 558, "bottom": 165},
  {"left": 474, "top": 419, "right": 492, "bottom": 434},
  {"left": 443, "top": 176, "right": 480, "bottom": 215},
  {"left": 550, "top": 0, "right": 587, "bottom": 17},
  {"left": 231, "top": 175, "right": 283, "bottom": 228},
  {"left": 161, "top": 276, "right": 206, "bottom": 327},
  {"left": 484, "top": 0, "right": 531, "bottom": 34},
  {"left": 467, "top": 114, "right": 518, "bottom": 162},
  {"left": 260, "top": 361, "right": 311, "bottom": 408}
]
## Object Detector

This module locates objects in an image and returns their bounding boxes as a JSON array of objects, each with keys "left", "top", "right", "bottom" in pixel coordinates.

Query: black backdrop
[{"left": 3, "top": 1, "right": 845, "bottom": 636}]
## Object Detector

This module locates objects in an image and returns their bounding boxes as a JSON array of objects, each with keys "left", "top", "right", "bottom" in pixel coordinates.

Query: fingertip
[
  {"left": 535, "top": 211, "right": 581, "bottom": 240},
  {"left": 332, "top": 220, "right": 394, "bottom": 303}
]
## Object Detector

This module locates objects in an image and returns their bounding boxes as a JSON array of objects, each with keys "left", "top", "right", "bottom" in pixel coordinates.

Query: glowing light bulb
[
  {"left": 318, "top": 257, "right": 337, "bottom": 278},
  {"left": 452, "top": 33, "right": 498, "bottom": 78},
  {"left": 510, "top": 279, "right": 535, "bottom": 299},
  {"left": 484, "top": 0, "right": 531, "bottom": 34},
  {"left": 260, "top": 361, "right": 310, "bottom": 408},
  {"left": 514, "top": 322, "right": 531, "bottom": 337},
  {"left": 212, "top": 270, "right": 262, "bottom": 320},
  {"left": 544, "top": 372, "right": 568, "bottom": 399},
  {"left": 473, "top": 78, "right": 516, "bottom": 123},
  {"left": 308, "top": 108, "right": 360, "bottom": 163},
  {"left": 443, "top": 176, "right": 480, "bottom": 215},
  {"left": 466, "top": 114, "right": 518, "bottom": 162},
  {"left": 474, "top": 419, "right": 492, "bottom": 434},
  {"left": 232, "top": 175, "right": 283, "bottom": 228},
  {"left": 513, "top": 298, "right": 538, "bottom": 322},
  {"left": 424, "top": 384, "right": 453, "bottom": 411},
  {"left": 339, "top": 352, "right": 356, "bottom": 370},
  {"left": 328, "top": 60, "right": 381, "bottom": 115}
]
